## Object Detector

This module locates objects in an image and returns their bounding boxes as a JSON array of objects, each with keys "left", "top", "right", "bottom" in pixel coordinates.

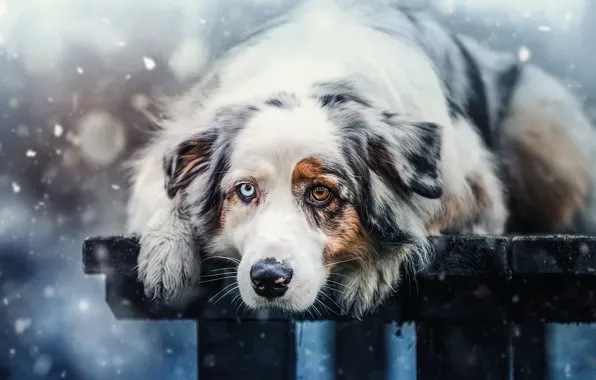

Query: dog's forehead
[{"left": 229, "top": 101, "right": 342, "bottom": 173}]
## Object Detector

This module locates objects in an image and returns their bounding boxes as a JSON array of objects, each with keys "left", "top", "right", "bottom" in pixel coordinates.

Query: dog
[{"left": 125, "top": 0, "right": 596, "bottom": 317}]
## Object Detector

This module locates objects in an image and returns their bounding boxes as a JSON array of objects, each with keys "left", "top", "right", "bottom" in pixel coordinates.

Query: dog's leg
[
  {"left": 465, "top": 164, "right": 508, "bottom": 236},
  {"left": 137, "top": 204, "right": 199, "bottom": 300},
  {"left": 126, "top": 139, "right": 200, "bottom": 300},
  {"left": 429, "top": 117, "right": 508, "bottom": 236},
  {"left": 499, "top": 64, "right": 595, "bottom": 233}
]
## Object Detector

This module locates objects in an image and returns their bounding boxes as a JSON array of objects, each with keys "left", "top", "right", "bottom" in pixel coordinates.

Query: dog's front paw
[{"left": 137, "top": 228, "right": 199, "bottom": 301}]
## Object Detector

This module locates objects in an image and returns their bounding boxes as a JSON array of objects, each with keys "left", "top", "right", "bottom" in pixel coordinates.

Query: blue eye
[{"left": 237, "top": 183, "right": 257, "bottom": 202}]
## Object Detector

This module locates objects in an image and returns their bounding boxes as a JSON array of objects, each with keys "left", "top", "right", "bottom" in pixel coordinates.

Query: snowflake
[
  {"left": 518, "top": 46, "right": 531, "bottom": 62},
  {"left": 54, "top": 124, "right": 63, "bottom": 137},
  {"left": 11, "top": 182, "right": 21, "bottom": 193},
  {"left": 143, "top": 56, "right": 156, "bottom": 71},
  {"left": 14, "top": 318, "right": 32, "bottom": 334},
  {"left": 78, "top": 299, "right": 89, "bottom": 312}
]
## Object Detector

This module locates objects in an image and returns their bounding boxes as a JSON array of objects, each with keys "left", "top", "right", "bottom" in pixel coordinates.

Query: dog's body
[{"left": 126, "top": 0, "right": 596, "bottom": 317}]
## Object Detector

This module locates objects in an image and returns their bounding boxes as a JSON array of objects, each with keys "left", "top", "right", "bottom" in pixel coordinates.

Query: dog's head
[{"left": 163, "top": 82, "right": 443, "bottom": 316}]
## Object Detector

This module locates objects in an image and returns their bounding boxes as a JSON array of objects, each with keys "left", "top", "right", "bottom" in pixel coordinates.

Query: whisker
[
  {"left": 324, "top": 283, "right": 349, "bottom": 298},
  {"left": 316, "top": 297, "right": 338, "bottom": 316},
  {"left": 328, "top": 272, "right": 350, "bottom": 279},
  {"left": 235, "top": 299, "right": 245, "bottom": 315},
  {"left": 320, "top": 289, "right": 346, "bottom": 315},
  {"left": 208, "top": 267, "right": 238, "bottom": 273},
  {"left": 326, "top": 279, "right": 355, "bottom": 292},
  {"left": 311, "top": 302, "right": 322, "bottom": 318},
  {"left": 201, "top": 255, "right": 240, "bottom": 265},
  {"left": 239, "top": 303, "right": 250, "bottom": 317},
  {"left": 211, "top": 285, "right": 239, "bottom": 305},
  {"left": 322, "top": 257, "right": 363, "bottom": 268},
  {"left": 201, "top": 271, "right": 237, "bottom": 279},
  {"left": 208, "top": 282, "right": 238, "bottom": 304},
  {"left": 198, "top": 276, "right": 237, "bottom": 284}
]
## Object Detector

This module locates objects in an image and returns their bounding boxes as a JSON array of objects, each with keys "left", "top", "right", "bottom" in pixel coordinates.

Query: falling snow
[
  {"left": 78, "top": 299, "right": 89, "bottom": 311},
  {"left": 53, "top": 123, "right": 63, "bottom": 137},
  {"left": 33, "top": 355, "right": 53, "bottom": 376},
  {"left": 76, "top": 66, "right": 84, "bottom": 74},
  {"left": 564, "top": 363, "right": 571, "bottom": 378},
  {"left": 518, "top": 46, "right": 531, "bottom": 62},
  {"left": 11, "top": 182, "right": 21, "bottom": 193},
  {"left": 43, "top": 286, "right": 56, "bottom": 298},
  {"left": 14, "top": 318, "right": 32, "bottom": 334},
  {"left": 25, "top": 149, "right": 36, "bottom": 157},
  {"left": 143, "top": 56, "right": 156, "bottom": 71},
  {"left": 169, "top": 39, "right": 209, "bottom": 81},
  {"left": 77, "top": 111, "right": 126, "bottom": 166}
]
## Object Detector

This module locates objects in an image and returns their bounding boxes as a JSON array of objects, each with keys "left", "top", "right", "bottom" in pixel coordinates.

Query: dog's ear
[
  {"left": 163, "top": 130, "right": 218, "bottom": 199},
  {"left": 369, "top": 116, "right": 443, "bottom": 199}
]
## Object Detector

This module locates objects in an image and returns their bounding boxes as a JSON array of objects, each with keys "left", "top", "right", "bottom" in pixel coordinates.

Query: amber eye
[{"left": 309, "top": 186, "right": 332, "bottom": 205}]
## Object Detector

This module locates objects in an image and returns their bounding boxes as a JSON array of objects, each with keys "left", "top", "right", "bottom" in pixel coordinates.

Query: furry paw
[
  {"left": 337, "top": 261, "right": 401, "bottom": 318},
  {"left": 137, "top": 211, "right": 199, "bottom": 301}
]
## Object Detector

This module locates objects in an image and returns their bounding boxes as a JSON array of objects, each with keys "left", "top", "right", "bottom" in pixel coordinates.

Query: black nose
[{"left": 250, "top": 258, "right": 293, "bottom": 298}]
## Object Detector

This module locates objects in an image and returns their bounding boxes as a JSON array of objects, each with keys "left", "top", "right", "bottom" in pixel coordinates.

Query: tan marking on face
[
  {"left": 323, "top": 205, "right": 372, "bottom": 265},
  {"left": 219, "top": 189, "right": 242, "bottom": 231},
  {"left": 291, "top": 157, "right": 372, "bottom": 266},
  {"left": 291, "top": 157, "right": 336, "bottom": 188}
]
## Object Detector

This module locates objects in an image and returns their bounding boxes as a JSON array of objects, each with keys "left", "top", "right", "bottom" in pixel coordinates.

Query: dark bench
[{"left": 82, "top": 235, "right": 596, "bottom": 380}]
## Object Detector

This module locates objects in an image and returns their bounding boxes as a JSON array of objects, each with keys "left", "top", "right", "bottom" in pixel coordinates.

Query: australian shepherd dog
[{"left": 126, "top": 0, "right": 596, "bottom": 317}]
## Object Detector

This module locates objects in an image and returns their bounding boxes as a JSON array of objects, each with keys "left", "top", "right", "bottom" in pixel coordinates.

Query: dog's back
[
  {"left": 452, "top": 35, "right": 596, "bottom": 235},
  {"left": 389, "top": 8, "right": 596, "bottom": 235}
]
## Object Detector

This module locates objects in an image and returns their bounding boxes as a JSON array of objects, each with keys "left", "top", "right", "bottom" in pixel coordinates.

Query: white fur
[{"left": 125, "top": 0, "right": 537, "bottom": 316}]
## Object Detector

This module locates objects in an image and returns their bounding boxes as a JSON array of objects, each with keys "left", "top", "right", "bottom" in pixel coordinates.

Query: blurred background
[{"left": 1, "top": 0, "right": 596, "bottom": 379}]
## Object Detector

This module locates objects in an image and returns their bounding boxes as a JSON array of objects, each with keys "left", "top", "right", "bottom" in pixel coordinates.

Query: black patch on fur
[
  {"left": 314, "top": 81, "right": 372, "bottom": 109},
  {"left": 452, "top": 36, "right": 492, "bottom": 148},
  {"left": 265, "top": 97, "right": 285, "bottom": 108},
  {"left": 379, "top": 114, "right": 443, "bottom": 199},
  {"left": 404, "top": 11, "right": 420, "bottom": 28},
  {"left": 366, "top": 134, "right": 403, "bottom": 194},
  {"left": 264, "top": 91, "right": 298, "bottom": 109},
  {"left": 494, "top": 63, "right": 523, "bottom": 130},
  {"left": 446, "top": 97, "right": 465, "bottom": 119},
  {"left": 319, "top": 93, "right": 371, "bottom": 109},
  {"left": 198, "top": 141, "right": 232, "bottom": 236},
  {"left": 440, "top": 50, "right": 468, "bottom": 120}
]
